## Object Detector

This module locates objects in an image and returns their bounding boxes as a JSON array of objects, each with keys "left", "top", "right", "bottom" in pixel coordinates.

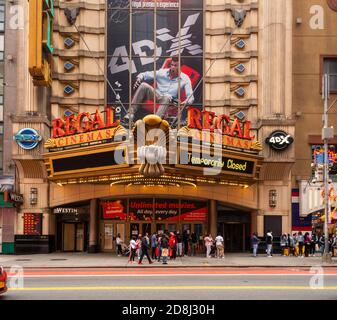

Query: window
[{"left": 322, "top": 56, "right": 337, "bottom": 93}]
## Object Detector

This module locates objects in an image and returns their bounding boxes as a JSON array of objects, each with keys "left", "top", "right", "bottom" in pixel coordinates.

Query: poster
[
  {"left": 107, "top": 0, "right": 204, "bottom": 127},
  {"left": 180, "top": 200, "right": 208, "bottom": 221},
  {"left": 154, "top": 199, "right": 180, "bottom": 221},
  {"left": 101, "top": 200, "right": 127, "bottom": 220},
  {"left": 129, "top": 198, "right": 154, "bottom": 221}
]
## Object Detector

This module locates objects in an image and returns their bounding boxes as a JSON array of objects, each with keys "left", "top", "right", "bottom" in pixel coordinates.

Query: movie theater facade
[{"left": 14, "top": 0, "right": 295, "bottom": 254}]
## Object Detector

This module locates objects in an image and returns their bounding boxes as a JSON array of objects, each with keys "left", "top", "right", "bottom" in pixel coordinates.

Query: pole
[{"left": 322, "top": 74, "right": 332, "bottom": 263}]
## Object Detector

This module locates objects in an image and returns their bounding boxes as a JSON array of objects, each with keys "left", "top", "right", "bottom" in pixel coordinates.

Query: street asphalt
[{"left": 1, "top": 267, "right": 337, "bottom": 300}]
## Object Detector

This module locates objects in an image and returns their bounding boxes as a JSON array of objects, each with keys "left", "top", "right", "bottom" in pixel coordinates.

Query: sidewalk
[{"left": 1, "top": 252, "right": 337, "bottom": 268}]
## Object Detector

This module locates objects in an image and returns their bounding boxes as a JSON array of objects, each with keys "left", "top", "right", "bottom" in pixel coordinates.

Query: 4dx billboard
[{"left": 107, "top": 0, "right": 204, "bottom": 127}]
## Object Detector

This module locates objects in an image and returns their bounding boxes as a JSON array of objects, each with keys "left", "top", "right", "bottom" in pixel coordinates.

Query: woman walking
[
  {"left": 204, "top": 233, "right": 213, "bottom": 258},
  {"left": 128, "top": 236, "right": 137, "bottom": 263},
  {"left": 116, "top": 233, "right": 123, "bottom": 257}
]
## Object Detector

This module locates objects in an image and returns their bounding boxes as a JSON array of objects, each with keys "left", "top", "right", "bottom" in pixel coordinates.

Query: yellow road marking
[{"left": 8, "top": 286, "right": 337, "bottom": 291}]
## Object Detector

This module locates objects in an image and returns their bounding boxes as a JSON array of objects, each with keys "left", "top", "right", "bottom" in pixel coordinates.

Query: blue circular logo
[{"left": 14, "top": 128, "right": 42, "bottom": 150}]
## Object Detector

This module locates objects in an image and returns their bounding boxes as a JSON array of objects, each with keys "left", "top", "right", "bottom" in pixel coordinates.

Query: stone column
[
  {"left": 209, "top": 200, "right": 217, "bottom": 237},
  {"left": 88, "top": 198, "right": 98, "bottom": 253}
]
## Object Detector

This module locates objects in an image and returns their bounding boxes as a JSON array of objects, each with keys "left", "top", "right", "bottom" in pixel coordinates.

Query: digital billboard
[{"left": 107, "top": 0, "right": 204, "bottom": 128}]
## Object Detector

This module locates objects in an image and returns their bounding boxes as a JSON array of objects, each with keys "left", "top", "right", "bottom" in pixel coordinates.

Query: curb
[{"left": 3, "top": 264, "right": 337, "bottom": 269}]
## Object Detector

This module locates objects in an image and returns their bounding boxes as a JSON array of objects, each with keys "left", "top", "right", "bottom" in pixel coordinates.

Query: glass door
[{"left": 76, "top": 224, "right": 84, "bottom": 252}]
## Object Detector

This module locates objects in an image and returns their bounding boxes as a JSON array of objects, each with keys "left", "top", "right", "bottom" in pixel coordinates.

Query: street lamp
[{"left": 322, "top": 74, "right": 334, "bottom": 263}]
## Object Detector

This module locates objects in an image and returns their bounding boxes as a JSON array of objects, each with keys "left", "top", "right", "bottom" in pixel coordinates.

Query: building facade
[
  {"left": 6, "top": 0, "right": 296, "bottom": 254},
  {"left": 292, "top": 0, "right": 337, "bottom": 234}
]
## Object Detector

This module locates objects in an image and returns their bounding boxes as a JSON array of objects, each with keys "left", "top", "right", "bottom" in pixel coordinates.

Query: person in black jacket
[
  {"left": 161, "top": 234, "right": 169, "bottom": 265},
  {"left": 138, "top": 234, "right": 153, "bottom": 264}
]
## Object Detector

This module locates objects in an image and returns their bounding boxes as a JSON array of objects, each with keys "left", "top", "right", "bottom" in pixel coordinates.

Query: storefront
[
  {"left": 54, "top": 206, "right": 90, "bottom": 252},
  {"left": 43, "top": 109, "right": 263, "bottom": 253},
  {"left": 99, "top": 198, "right": 208, "bottom": 252}
]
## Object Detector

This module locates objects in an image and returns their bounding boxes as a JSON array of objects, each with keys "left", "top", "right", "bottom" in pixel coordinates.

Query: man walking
[
  {"left": 151, "top": 232, "right": 157, "bottom": 260},
  {"left": 215, "top": 233, "right": 225, "bottom": 258},
  {"left": 251, "top": 232, "right": 260, "bottom": 257},
  {"left": 138, "top": 234, "right": 153, "bottom": 265}
]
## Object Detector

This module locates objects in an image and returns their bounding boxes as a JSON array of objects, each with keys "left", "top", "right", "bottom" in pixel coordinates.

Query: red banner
[{"left": 101, "top": 200, "right": 127, "bottom": 220}]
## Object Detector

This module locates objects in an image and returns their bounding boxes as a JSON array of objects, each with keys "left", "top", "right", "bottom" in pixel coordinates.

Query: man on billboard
[{"left": 125, "top": 56, "right": 195, "bottom": 123}]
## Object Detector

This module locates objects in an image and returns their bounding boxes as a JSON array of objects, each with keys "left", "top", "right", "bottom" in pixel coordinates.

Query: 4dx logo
[{"left": 266, "top": 131, "right": 294, "bottom": 151}]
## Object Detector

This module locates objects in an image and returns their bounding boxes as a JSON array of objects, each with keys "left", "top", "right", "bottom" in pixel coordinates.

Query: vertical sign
[
  {"left": 29, "top": 0, "right": 54, "bottom": 86},
  {"left": 107, "top": 0, "right": 204, "bottom": 127}
]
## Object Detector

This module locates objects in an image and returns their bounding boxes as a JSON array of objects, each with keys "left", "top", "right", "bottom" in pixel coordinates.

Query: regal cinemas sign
[
  {"left": 46, "top": 107, "right": 260, "bottom": 153},
  {"left": 185, "top": 108, "right": 258, "bottom": 151},
  {"left": 45, "top": 107, "right": 122, "bottom": 150}
]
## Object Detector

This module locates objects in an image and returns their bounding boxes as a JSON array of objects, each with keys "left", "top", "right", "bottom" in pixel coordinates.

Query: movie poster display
[
  {"left": 107, "top": 0, "right": 203, "bottom": 127},
  {"left": 101, "top": 200, "right": 128, "bottom": 220}
]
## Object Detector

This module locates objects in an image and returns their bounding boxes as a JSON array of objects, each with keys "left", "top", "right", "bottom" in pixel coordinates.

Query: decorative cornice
[
  {"left": 205, "top": 76, "right": 258, "bottom": 83},
  {"left": 55, "top": 0, "right": 105, "bottom": 11},
  {"left": 50, "top": 97, "right": 105, "bottom": 105},
  {"left": 204, "top": 99, "right": 258, "bottom": 107},
  {"left": 205, "top": 52, "right": 258, "bottom": 59},
  {"left": 206, "top": 27, "right": 258, "bottom": 36},
  {"left": 53, "top": 49, "right": 105, "bottom": 58},
  {"left": 53, "top": 74, "right": 104, "bottom": 82},
  {"left": 257, "top": 119, "right": 297, "bottom": 128},
  {"left": 54, "top": 25, "right": 105, "bottom": 35},
  {"left": 10, "top": 115, "right": 51, "bottom": 126},
  {"left": 205, "top": 3, "right": 258, "bottom": 12}
]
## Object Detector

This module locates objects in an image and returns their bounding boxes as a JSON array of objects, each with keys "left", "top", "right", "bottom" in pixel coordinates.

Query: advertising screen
[{"left": 107, "top": 0, "right": 203, "bottom": 128}]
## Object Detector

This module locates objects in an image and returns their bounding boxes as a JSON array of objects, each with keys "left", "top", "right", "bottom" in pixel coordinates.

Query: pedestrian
[
  {"left": 176, "top": 231, "right": 183, "bottom": 257},
  {"left": 138, "top": 234, "right": 153, "bottom": 265},
  {"left": 151, "top": 232, "right": 157, "bottom": 260},
  {"left": 191, "top": 232, "right": 198, "bottom": 256},
  {"left": 293, "top": 233, "right": 299, "bottom": 256},
  {"left": 204, "top": 233, "right": 213, "bottom": 258},
  {"left": 280, "top": 234, "right": 288, "bottom": 256},
  {"left": 310, "top": 233, "right": 317, "bottom": 256},
  {"left": 183, "top": 230, "right": 190, "bottom": 256},
  {"left": 298, "top": 231, "right": 304, "bottom": 257},
  {"left": 288, "top": 233, "right": 294, "bottom": 256},
  {"left": 157, "top": 235, "right": 162, "bottom": 262},
  {"left": 319, "top": 233, "right": 325, "bottom": 256},
  {"left": 128, "top": 236, "right": 137, "bottom": 263},
  {"left": 169, "top": 232, "right": 177, "bottom": 260},
  {"left": 215, "top": 233, "right": 225, "bottom": 258},
  {"left": 304, "top": 232, "right": 311, "bottom": 257},
  {"left": 265, "top": 230, "right": 273, "bottom": 257},
  {"left": 161, "top": 234, "right": 169, "bottom": 265},
  {"left": 136, "top": 234, "right": 142, "bottom": 260},
  {"left": 116, "top": 233, "right": 123, "bottom": 256},
  {"left": 251, "top": 232, "right": 260, "bottom": 257}
]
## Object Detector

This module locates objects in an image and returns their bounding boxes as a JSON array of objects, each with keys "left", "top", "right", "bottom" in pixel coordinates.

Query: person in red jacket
[{"left": 169, "top": 232, "right": 177, "bottom": 260}]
